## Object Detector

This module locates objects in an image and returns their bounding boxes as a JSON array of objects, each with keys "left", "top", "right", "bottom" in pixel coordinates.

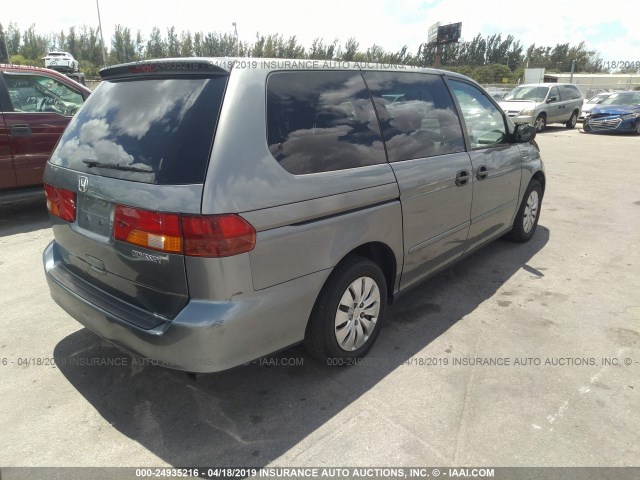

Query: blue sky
[{"left": 7, "top": 0, "right": 640, "bottom": 69}]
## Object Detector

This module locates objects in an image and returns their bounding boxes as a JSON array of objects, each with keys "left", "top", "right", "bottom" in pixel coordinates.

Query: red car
[{"left": 0, "top": 64, "right": 91, "bottom": 204}]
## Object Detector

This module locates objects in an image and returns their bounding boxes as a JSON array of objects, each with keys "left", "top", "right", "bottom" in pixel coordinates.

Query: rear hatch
[{"left": 45, "top": 60, "right": 230, "bottom": 328}]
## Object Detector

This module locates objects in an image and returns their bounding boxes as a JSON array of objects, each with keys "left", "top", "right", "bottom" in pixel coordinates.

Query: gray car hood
[{"left": 499, "top": 100, "right": 537, "bottom": 112}]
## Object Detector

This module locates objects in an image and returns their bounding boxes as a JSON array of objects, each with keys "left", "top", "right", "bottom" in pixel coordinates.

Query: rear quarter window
[
  {"left": 560, "top": 85, "right": 581, "bottom": 100},
  {"left": 266, "top": 71, "right": 386, "bottom": 175}
]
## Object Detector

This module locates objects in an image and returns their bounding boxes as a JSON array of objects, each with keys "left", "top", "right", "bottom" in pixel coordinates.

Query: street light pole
[
  {"left": 232, "top": 22, "right": 239, "bottom": 57},
  {"left": 570, "top": 59, "right": 576, "bottom": 83},
  {"left": 96, "top": 0, "right": 108, "bottom": 67}
]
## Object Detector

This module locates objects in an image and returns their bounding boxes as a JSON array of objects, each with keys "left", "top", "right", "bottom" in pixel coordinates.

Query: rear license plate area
[{"left": 77, "top": 195, "right": 113, "bottom": 238}]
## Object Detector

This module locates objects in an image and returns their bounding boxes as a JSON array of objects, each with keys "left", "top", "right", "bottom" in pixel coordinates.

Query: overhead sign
[
  {"left": 428, "top": 22, "right": 440, "bottom": 44},
  {"left": 437, "top": 22, "right": 462, "bottom": 44}
]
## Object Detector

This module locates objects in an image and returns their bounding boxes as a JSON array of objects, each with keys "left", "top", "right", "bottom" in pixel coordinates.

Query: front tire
[
  {"left": 565, "top": 111, "right": 578, "bottom": 129},
  {"left": 534, "top": 114, "right": 547, "bottom": 132},
  {"left": 304, "top": 256, "right": 387, "bottom": 364},
  {"left": 505, "top": 179, "right": 543, "bottom": 242}
]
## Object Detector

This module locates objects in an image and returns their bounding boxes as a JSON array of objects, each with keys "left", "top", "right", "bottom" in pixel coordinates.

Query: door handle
[
  {"left": 476, "top": 165, "right": 489, "bottom": 181},
  {"left": 10, "top": 124, "right": 32, "bottom": 137},
  {"left": 455, "top": 169, "right": 470, "bottom": 186}
]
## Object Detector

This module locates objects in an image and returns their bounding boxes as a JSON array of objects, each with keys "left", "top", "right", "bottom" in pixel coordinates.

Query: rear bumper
[{"left": 44, "top": 241, "right": 329, "bottom": 372}]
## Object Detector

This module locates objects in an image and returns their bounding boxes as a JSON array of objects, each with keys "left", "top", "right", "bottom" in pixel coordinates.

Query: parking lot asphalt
[{"left": 0, "top": 127, "right": 638, "bottom": 469}]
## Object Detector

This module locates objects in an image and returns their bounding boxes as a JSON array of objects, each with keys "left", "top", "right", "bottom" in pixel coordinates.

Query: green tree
[
  {"left": 66, "top": 26, "right": 79, "bottom": 59},
  {"left": 2, "top": 22, "right": 612, "bottom": 80},
  {"left": 134, "top": 30, "right": 145, "bottom": 59},
  {"left": 180, "top": 31, "right": 193, "bottom": 57},
  {"left": 0, "top": 23, "right": 10, "bottom": 63},
  {"left": 166, "top": 27, "right": 179, "bottom": 57},
  {"left": 6, "top": 22, "right": 20, "bottom": 56},
  {"left": 308, "top": 38, "right": 338, "bottom": 60},
  {"left": 146, "top": 27, "right": 165, "bottom": 58},
  {"left": 193, "top": 32, "right": 203, "bottom": 56},
  {"left": 110, "top": 25, "right": 136, "bottom": 64},
  {"left": 19, "top": 24, "right": 49, "bottom": 62},
  {"left": 341, "top": 38, "right": 359, "bottom": 61},
  {"left": 9, "top": 54, "right": 27, "bottom": 64},
  {"left": 473, "top": 64, "right": 512, "bottom": 84}
]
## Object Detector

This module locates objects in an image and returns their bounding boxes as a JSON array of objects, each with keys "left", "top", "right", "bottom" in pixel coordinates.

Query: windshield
[
  {"left": 50, "top": 76, "right": 228, "bottom": 184},
  {"left": 599, "top": 92, "right": 640, "bottom": 106},
  {"left": 587, "top": 93, "right": 610, "bottom": 104},
  {"left": 503, "top": 86, "right": 549, "bottom": 102}
]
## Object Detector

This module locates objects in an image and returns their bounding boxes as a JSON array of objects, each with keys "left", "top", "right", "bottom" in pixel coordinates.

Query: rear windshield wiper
[{"left": 82, "top": 159, "right": 152, "bottom": 173}]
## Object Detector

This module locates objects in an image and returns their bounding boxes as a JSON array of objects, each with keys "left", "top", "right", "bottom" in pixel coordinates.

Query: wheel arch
[
  {"left": 338, "top": 241, "right": 399, "bottom": 301},
  {"left": 531, "top": 170, "right": 546, "bottom": 197}
]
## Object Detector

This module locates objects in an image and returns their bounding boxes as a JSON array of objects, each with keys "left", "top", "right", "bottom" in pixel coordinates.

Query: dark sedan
[{"left": 583, "top": 91, "right": 640, "bottom": 134}]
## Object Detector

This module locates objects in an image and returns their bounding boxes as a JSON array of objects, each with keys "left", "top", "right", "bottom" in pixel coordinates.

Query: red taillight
[
  {"left": 44, "top": 183, "right": 76, "bottom": 222},
  {"left": 113, "top": 205, "right": 256, "bottom": 258},
  {"left": 114, "top": 206, "right": 182, "bottom": 253},
  {"left": 129, "top": 64, "right": 157, "bottom": 74},
  {"left": 182, "top": 214, "right": 256, "bottom": 257}
]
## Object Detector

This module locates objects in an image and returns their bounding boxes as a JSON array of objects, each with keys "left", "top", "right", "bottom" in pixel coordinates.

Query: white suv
[
  {"left": 499, "top": 83, "right": 583, "bottom": 132},
  {"left": 42, "top": 51, "right": 79, "bottom": 73}
]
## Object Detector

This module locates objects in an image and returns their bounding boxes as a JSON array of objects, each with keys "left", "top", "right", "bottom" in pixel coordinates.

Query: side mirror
[
  {"left": 514, "top": 124, "right": 536, "bottom": 143},
  {"left": 546, "top": 96, "right": 557, "bottom": 103}
]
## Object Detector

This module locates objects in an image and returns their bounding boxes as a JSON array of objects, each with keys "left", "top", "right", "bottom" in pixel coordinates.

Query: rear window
[
  {"left": 50, "top": 76, "right": 228, "bottom": 184},
  {"left": 559, "top": 85, "right": 581, "bottom": 100}
]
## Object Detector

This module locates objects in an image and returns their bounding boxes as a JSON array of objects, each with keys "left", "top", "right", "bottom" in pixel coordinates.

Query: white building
[{"left": 543, "top": 73, "right": 640, "bottom": 97}]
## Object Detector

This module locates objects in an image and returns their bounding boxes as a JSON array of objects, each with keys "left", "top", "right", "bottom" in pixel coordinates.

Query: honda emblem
[{"left": 78, "top": 176, "right": 89, "bottom": 193}]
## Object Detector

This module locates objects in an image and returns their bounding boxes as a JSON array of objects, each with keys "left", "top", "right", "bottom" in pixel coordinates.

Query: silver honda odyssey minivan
[{"left": 43, "top": 58, "right": 545, "bottom": 372}]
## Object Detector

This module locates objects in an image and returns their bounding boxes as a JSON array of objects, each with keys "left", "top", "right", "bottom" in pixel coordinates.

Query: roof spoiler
[{"left": 100, "top": 58, "right": 233, "bottom": 80}]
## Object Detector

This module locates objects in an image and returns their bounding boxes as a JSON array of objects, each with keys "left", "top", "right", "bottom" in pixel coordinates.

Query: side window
[
  {"left": 449, "top": 80, "right": 507, "bottom": 149},
  {"left": 568, "top": 85, "right": 582, "bottom": 100},
  {"left": 548, "top": 86, "right": 560, "bottom": 102},
  {"left": 266, "top": 71, "right": 386, "bottom": 175},
  {"left": 3, "top": 73, "right": 83, "bottom": 116},
  {"left": 362, "top": 72, "right": 465, "bottom": 162}
]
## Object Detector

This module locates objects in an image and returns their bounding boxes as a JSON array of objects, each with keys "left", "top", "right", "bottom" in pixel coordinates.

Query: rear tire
[
  {"left": 304, "top": 256, "right": 387, "bottom": 365},
  {"left": 565, "top": 111, "right": 578, "bottom": 129},
  {"left": 505, "top": 179, "right": 543, "bottom": 243}
]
